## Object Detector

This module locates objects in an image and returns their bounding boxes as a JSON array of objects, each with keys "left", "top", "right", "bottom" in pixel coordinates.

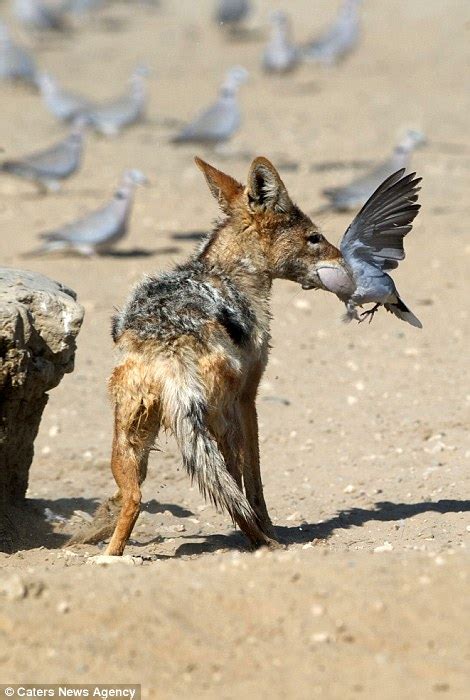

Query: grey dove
[
  {"left": 322, "top": 130, "right": 426, "bottom": 211},
  {"left": 63, "top": 0, "right": 105, "bottom": 15},
  {"left": 0, "top": 21, "right": 38, "bottom": 86},
  {"left": 27, "top": 169, "right": 148, "bottom": 256},
  {"left": 312, "top": 169, "right": 422, "bottom": 327},
  {"left": 13, "top": 0, "right": 69, "bottom": 31},
  {"left": 38, "top": 72, "right": 90, "bottom": 122},
  {"left": 85, "top": 66, "right": 148, "bottom": 136},
  {"left": 214, "top": 0, "right": 250, "bottom": 27},
  {"left": 0, "top": 117, "right": 87, "bottom": 193},
  {"left": 303, "top": 0, "right": 361, "bottom": 66},
  {"left": 262, "top": 10, "right": 299, "bottom": 74},
  {"left": 171, "top": 66, "right": 248, "bottom": 145}
]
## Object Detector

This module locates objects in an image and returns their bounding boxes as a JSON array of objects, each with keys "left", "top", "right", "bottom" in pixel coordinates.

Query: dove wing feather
[{"left": 340, "top": 169, "right": 421, "bottom": 272}]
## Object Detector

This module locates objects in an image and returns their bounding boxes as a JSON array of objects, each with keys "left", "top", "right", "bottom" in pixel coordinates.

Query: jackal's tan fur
[{"left": 69, "top": 156, "right": 341, "bottom": 555}]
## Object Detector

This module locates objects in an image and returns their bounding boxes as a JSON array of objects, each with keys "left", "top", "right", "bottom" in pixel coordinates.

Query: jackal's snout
[{"left": 194, "top": 154, "right": 343, "bottom": 291}]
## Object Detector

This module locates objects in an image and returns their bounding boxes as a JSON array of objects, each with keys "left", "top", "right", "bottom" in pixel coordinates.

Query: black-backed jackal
[{"left": 71, "top": 156, "right": 342, "bottom": 555}]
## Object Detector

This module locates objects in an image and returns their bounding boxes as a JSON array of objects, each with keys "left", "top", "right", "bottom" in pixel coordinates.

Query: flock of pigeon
[{"left": 0, "top": 0, "right": 425, "bottom": 256}]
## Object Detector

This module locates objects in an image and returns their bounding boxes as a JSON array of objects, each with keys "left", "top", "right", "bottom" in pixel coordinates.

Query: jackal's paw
[{"left": 254, "top": 535, "right": 286, "bottom": 551}]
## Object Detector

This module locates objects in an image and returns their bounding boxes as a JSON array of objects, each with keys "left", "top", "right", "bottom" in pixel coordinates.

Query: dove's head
[
  {"left": 194, "top": 155, "right": 343, "bottom": 292},
  {"left": 130, "top": 64, "right": 150, "bottom": 89},
  {"left": 37, "top": 72, "right": 58, "bottom": 96},
  {"left": 123, "top": 169, "right": 148, "bottom": 187},
  {"left": 270, "top": 9, "right": 288, "bottom": 23},
  {"left": 70, "top": 114, "right": 90, "bottom": 133},
  {"left": 222, "top": 65, "right": 249, "bottom": 93},
  {"left": 397, "top": 129, "right": 426, "bottom": 152}
]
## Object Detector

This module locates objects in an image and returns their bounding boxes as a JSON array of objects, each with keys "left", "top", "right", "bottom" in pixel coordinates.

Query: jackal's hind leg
[
  {"left": 240, "top": 399, "right": 276, "bottom": 539},
  {"left": 105, "top": 401, "right": 160, "bottom": 557}
]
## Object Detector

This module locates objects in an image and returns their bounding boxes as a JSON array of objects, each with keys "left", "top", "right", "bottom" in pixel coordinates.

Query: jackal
[{"left": 70, "top": 156, "right": 341, "bottom": 555}]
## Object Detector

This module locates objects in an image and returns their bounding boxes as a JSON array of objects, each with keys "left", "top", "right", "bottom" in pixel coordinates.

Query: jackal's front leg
[{"left": 240, "top": 399, "right": 276, "bottom": 539}]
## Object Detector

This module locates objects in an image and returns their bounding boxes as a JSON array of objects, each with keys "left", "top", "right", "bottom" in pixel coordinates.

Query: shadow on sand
[{"left": 3, "top": 497, "right": 468, "bottom": 557}]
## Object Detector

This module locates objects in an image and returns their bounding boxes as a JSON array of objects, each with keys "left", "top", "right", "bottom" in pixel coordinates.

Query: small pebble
[
  {"left": 310, "top": 632, "right": 331, "bottom": 644},
  {"left": 86, "top": 555, "right": 143, "bottom": 567},
  {"left": 311, "top": 604, "right": 325, "bottom": 617},
  {"left": 374, "top": 542, "right": 394, "bottom": 553},
  {"left": 0, "top": 574, "right": 26, "bottom": 601}
]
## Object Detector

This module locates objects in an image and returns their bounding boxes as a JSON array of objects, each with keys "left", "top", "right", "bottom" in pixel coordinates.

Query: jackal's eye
[{"left": 307, "top": 233, "right": 322, "bottom": 245}]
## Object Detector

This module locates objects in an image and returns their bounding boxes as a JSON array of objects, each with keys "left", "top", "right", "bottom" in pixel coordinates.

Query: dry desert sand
[{"left": 0, "top": 1, "right": 469, "bottom": 698}]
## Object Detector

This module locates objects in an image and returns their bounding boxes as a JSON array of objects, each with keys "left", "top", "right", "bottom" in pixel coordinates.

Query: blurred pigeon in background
[
  {"left": 322, "top": 130, "right": 426, "bottom": 211},
  {"left": 0, "top": 117, "right": 87, "bottom": 193},
  {"left": 303, "top": 0, "right": 361, "bottom": 66},
  {"left": 214, "top": 0, "right": 250, "bottom": 28},
  {"left": 38, "top": 72, "right": 90, "bottom": 122},
  {"left": 13, "top": 0, "right": 69, "bottom": 32},
  {"left": 0, "top": 21, "right": 38, "bottom": 86},
  {"left": 262, "top": 10, "right": 299, "bottom": 74},
  {"left": 62, "top": 0, "right": 105, "bottom": 15},
  {"left": 27, "top": 169, "right": 148, "bottom": 255},
  {"left": 171, "top": 66, "right": 248, "bottom": 145},
  {"left": 85, "top": 65, "right": 148, "bottom": 136},
  {"left": 313, "top": 169, "right": 422, "bottom": 327}
]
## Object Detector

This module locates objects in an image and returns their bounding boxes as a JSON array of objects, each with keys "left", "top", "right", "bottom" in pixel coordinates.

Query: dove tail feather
[{"left": 384, "top": 297, "right": 422, "bottom": 328}]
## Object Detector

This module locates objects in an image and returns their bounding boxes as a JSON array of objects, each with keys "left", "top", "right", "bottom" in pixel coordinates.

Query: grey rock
[{"left": 0, "top": 268, "right": 84, "bottom": 551}]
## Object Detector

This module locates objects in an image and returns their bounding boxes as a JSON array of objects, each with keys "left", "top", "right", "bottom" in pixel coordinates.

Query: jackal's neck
[{"left": 198, "top": 221, "right": 273, "bottom": 304}]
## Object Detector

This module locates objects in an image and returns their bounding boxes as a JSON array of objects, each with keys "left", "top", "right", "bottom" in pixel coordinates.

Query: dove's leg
[
  {"left": 342, "top": 299, "right": 361, "bottom": 323},
  {"left": 359, "top": 303, "right": 381, "bottom": 324},
  {"left": 44, "top": 179, "right": 61, "bottom": 193},
  {"left": 75, "top": 244, "right": 96, "bottom": 256}
]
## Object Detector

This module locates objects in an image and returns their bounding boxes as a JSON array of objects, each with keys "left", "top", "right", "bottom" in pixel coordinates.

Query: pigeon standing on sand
[
  {"left": 0, "top": 117, "right": 87, "bottom": 193},
  {"left": 0, "top": 21, "right": 38, "bottom": 86},
  {"left": 63, "top": 0, "right": 105, "bottom": 15},
  {"left": 322, "top": 130, "right": 426, "bottom": 211},
  {"left": 27, "top": 169, "right": 148, "bottom": 255},
  {"left": 38, "top": 72, "right": 90, "bottom": 122},
  {"left": 85, "top": 66, "right": 148, "bottom": 136},
  {"left": 262, "top": 10, "right": 299, "bottom": 74},
  {"left": 303, "top": 0, "right": 361, "bottom": 65},
  {"left": 311, "top": 169, "right": 423, "bottom": 327},
  {"left": 214, "top": 0, "right": 250, "bottom": 28},
  {"left": 13, "top": 0, "right": 69, "bottom": 31},
  {"left": 171, "top": 66, "right": 248, "bottom": 145}
]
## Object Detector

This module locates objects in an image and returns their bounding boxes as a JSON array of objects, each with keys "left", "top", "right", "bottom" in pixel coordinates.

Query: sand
[{"left": 0, "top": 1, "right": 469, "bottom": 698}]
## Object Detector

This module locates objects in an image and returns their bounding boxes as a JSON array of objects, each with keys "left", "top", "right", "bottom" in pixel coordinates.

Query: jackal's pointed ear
[
  {"left": 195, "top": 156, "right": 243, "bottom": 214},
  {"left": 247, "top": 157, "right": 293, "bottom": 213}
]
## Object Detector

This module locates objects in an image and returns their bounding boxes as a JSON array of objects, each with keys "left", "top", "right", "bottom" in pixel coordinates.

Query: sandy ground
[{"left": 1, "top": 0, "right": 470, "bottom": 697}]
